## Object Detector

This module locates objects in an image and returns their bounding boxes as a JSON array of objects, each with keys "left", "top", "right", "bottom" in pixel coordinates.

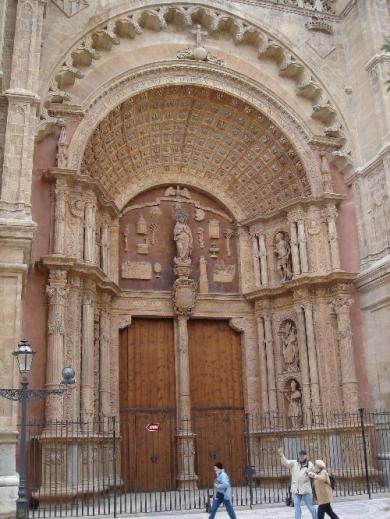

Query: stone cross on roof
[{"left": 189, "top": 24, "right": 208, "bottom": 48}]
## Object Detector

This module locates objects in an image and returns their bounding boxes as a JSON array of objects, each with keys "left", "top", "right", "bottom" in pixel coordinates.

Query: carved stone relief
[
  {"left": 283, "top": 379, "right": 303, "bottom": 428},
  {"left": 213, "top": 261, "right": 236, "bottom": 283},
  {"left": 121, "top": 261, "right": 153, "bottom": 280},
  {"left": 279, "top": 319, "right": 299, "bottom": 373},
  {"left": 367, "top": 167, "right": 390, "bottom": 255},
  {"left": 119, "top": 186, "right": 238, "bottom": 293}
]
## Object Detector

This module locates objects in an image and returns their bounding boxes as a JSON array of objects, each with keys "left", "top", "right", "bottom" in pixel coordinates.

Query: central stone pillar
[{"left": 172, "top": 209, "right": 198, "bottom": 490}]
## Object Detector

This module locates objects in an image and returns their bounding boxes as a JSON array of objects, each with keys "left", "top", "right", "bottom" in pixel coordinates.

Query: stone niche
[{"left": 119, "top": 185, "right": 239, "bottom": 293}]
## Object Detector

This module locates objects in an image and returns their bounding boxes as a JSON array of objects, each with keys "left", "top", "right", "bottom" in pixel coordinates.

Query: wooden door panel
[
  {"left": 119, "top": 318, "right": 176, "bottom": 491},
  {"left": 188, "top": 320, "right": 246, "bottom": 487},
  {"left": 188, "top": 320, "right": 244, "bottom": 409}
]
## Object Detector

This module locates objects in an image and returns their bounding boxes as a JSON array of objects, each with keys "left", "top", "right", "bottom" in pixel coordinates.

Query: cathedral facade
[{"left": 0, "top": 0, "right": 389, "bottom": 515}]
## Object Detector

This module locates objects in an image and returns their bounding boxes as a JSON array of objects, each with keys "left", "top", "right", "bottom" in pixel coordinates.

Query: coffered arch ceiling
[{"left": 81, "top": 85, "right": 311, "bottom": 220}]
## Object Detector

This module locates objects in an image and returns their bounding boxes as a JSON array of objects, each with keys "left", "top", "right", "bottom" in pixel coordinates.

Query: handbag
[
  {"left": 285, "top": 490, "right": 293, "bottom": 507},
  {"left": 216, "top": 491, "right": 225, "bottom": 500}
]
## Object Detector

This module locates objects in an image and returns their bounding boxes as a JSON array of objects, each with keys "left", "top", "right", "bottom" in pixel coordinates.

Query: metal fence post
[
  {"left": 358, "top": 408, "right": 371, "bottom": 499},
  {"left": 245, "top": 413, "right": 254, "bottom": 509},
  {"left": 113, "top": 416, "right": 117, "bottom": 518}
]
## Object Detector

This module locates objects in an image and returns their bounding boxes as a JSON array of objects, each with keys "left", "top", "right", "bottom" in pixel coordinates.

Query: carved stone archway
[{"left": 39, "top": 65, "right": 359, "bottom": 494}]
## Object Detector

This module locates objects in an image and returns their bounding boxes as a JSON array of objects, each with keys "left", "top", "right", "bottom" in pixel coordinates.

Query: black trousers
[{"left": 317, "top": 503, "right": 339, "bottom": 519}]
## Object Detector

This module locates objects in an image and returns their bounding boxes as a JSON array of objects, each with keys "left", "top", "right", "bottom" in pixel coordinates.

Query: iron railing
[{"left": 24, "top": 409, "right": 390, "bottom": 516}]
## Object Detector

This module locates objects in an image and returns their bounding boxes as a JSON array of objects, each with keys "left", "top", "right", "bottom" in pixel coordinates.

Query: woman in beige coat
[{"left": 308, "top": 460, "right": 339, "bottom": 519}]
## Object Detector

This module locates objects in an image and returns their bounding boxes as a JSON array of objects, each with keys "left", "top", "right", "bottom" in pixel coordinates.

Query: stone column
[
  {"left": 45, "top": 270, "right": 68, "bottom": 423},
  {"left": 294, "top": 303, "right": 312, "bottom": 422},
  {"left": 297, "top": 219, "right": 309, "bottom": 274},
  {"left": 100, "top": 223, "right": 109, "bottom": 274},
  {"left": 252, "top": 234, "right": 261, "bottom": 287},
  {"left": 100, "top": 295, "right": 112, "bottom": 417},
  {"left": 81, "top": 281, "right": 96, "bottom": 423},
  {"left": 83, "top": 200, "right": 96, "bottom": 264},
  {"left": 288, "top": 217, "right": 301, "bottom": 276},
  {"left": 256, "top": 317, "right": 269, "bottom": 414},
  {"left": 172, "top": 253, "right": 198, "bottom": 489},
  {"left": 174, "top": 315, "right": 198, "bottom": 489},
  {"left": 53, "top": 181, "right": 67, "bottom": 255},
  {"left": 230, "top": 318, "right": 260, "bottom": 414},
  {"left": 258, "top": 233, "right": 268, "bottom": 286},
  {"left": 1, "top": 0, "right": 45, "bottom": 215},
  {"left": 264, "top": 315, "right": 277, "bottom": 411},
  {"left": 326, "top": 205, "right": 341, "bottom": 271},
  {"left": 110, "top": 221, "right": 120, "bottom": 283},
  {"left": 0, "top": 2, "right": 45, "bottom": 513},
  {"left": 332, "top": 298, "right": 359, "bottom": 411},
  {"left": 237, "top": 226, "right": 255, "bottom": 291},
  {"left": 303, "top": 303, "right": 321, "bottom": 411},
  {"left": 64, "top": 277, "right": 82, "bottom": 421}
]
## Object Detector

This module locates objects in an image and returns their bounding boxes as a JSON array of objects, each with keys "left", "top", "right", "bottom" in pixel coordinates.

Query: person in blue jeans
[
  {"left": 209, "top": 462, "right": 237, "bottom": 519},
  {"left": 278, "top": 447, "right": 316, "bottom": 519}
]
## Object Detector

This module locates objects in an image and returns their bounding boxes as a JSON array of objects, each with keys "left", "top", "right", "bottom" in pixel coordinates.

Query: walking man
[
  {"left": 277, "top": 447, "right": 316, "bottom": 519},
  {"left": 209, "top": 462, "right": 237, "bottom": 519}
]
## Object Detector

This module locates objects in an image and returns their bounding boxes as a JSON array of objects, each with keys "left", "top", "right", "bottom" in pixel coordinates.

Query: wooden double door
[{"left": 119, "top": 318, "right": 245, "bottom": 491}]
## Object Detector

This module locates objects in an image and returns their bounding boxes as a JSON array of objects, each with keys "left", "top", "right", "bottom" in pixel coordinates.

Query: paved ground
[{"left": 127, "top": 495, "right": 390, "bottom": 518}]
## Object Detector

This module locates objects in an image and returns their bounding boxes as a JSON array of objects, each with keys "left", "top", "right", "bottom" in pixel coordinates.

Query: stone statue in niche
[
  {"left": 274, "top": 231, "right": 292, "bottom": 281},
  {"left": 280, "top": 320, "right": 299, "bottom": 372},
  {"left": 284, "top": 379, "right": 303, "bottom": 428},
  {"left": 174, "top": 209, "right": 193, "bottom": 265}
]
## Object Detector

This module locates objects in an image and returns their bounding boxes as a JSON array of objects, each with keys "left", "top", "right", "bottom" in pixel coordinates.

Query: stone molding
[{"left": 47, "top": 2, "right": 343, "bottom": 145}]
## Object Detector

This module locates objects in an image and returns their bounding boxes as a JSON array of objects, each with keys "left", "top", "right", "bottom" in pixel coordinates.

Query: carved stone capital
[
  {"left": 287, "top": 207, "right": 305, "bottom": 223},
  {"left": 83, "top": 292, "right": 95, "bottom": 306},
  {"left": 48, "top": 269, "right": 67, "bottom": 283},
  {"left": 332, "top": 297, "right": 353, "bottom": 315}
]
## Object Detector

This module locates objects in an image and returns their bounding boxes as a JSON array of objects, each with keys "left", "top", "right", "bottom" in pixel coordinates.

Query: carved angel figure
[
  {"left": 174, "top": 211, "right": 193, "bottom": 265},
  {"left": 274, "top": 232, "right": 292, "bottom": 281},
  {"left": 285, "top": 379, "right": 303, "bottom": 428},
  {"left": 282, "top": 321, "right": 299, "bottom": 371}
]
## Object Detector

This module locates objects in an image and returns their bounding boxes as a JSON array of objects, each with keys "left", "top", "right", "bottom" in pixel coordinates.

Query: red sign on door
[{"left": 145, "top": 423, "right": 160, "bottom": 432}]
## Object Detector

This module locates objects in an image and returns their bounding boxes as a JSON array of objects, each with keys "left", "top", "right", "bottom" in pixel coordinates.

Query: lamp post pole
[
  {"left": 17, "top": 377, "right": 29, "bottom": 519},
  {"left": 0, "top": 339, "right": 75, "bottom": 519}
]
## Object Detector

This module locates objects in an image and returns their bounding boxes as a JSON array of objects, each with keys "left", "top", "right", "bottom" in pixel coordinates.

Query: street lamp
[{"left": 0, "top": 339, "right": 75, "bottom": 519}]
